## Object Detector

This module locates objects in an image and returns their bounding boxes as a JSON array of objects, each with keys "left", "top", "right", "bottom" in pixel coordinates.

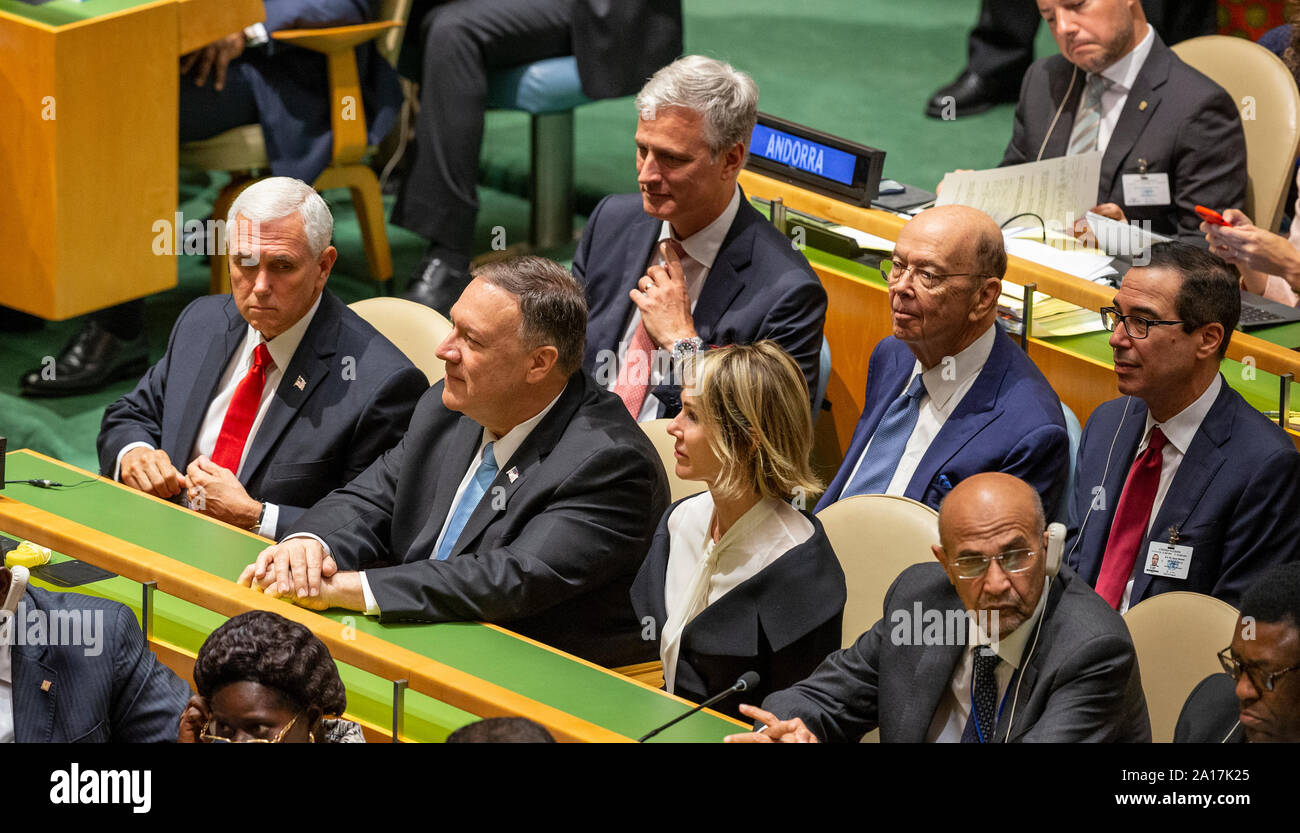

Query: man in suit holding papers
[{"left": 1000, "top": 0, "right": 1245, "bottom": 244}]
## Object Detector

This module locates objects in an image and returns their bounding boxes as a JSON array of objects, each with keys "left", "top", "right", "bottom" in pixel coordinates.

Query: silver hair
[
  {"left": 226, "top": 177, "right": 333, "bottom": 257},
  {"left": 634, "top": 55, "right": 759, "bottom": 157}
]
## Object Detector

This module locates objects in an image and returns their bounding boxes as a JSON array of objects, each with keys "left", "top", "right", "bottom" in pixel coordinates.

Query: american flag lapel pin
[
  {"left": 294, "top": 375, "right": 306, "bottom": 390},
  {"left": 507, "top": 466, "right": 519, "bottom": 483}
]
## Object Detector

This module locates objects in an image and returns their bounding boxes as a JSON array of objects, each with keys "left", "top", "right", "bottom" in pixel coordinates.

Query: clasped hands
[
  {"left": 237, "top": 537, "right": 365, "bottom": 612},
  {"left": 631, "top": 240, "right": 698, "bottom": 349},
  {"left": 120, "top": 448, "right": 260, "bottom": 528}
]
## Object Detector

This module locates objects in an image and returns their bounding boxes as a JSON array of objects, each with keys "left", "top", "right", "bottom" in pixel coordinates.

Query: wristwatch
[
  {"left": 670, "top": 337, "right": 704, "bottom": 363},
  {"left": 250, "top": 501, "right": 267, "bottom": 531}
]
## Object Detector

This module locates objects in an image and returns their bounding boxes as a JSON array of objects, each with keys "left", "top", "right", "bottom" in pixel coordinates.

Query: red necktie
[
  {"left": 211, "top": 343, "right": 273, "bottom": 474},
  {"left": 1095, "top": 426, "right": 1168, "bottom": 608},
  {"left": 612, "top": 239, "right": 687, "bottom": 418}
]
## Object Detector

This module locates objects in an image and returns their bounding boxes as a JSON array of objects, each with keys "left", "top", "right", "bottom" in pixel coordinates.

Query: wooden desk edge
[{"left": 3, "top": 451, "right": 745, "bottom": 739}]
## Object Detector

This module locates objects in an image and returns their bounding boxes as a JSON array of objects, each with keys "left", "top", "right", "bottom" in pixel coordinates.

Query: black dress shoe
[
  {"left": 402, "top": 252, "right": 471, "bottom": 316},
  {"left": 925, "top": 69, "right": 1020, "bottom": 119},
  {"left": 19, "top": 320, "right": 149, "bottom": 397}
]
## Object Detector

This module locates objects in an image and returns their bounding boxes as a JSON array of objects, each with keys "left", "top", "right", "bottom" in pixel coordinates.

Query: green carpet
[{"left": 1, "top": 0, "right": 1029, "bottom": 474}]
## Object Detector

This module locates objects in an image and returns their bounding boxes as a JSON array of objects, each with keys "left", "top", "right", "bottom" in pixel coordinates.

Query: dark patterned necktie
[{"left": 961, "top": 648, "right": 1002, "bottom": 743}]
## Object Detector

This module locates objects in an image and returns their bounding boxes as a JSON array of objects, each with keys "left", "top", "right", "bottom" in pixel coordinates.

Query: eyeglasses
[
  {"left": 1217, "top": 648, "right": 1300, "bottom": 693},
  {"left": 1100, "top": 307, "right": 1185, "bottom": 339},
  {"left": 950, "top": 548, "right": 1037, "bottom": 580},
  {"left": 881, "top": 258, "right": 989, "bottom": 291},
  {"left": 200, "top": 709, "right": 309, "bottom": 743}
]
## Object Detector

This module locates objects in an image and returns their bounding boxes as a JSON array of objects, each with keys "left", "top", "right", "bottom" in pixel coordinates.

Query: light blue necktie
[
  {"left": 435, "top": 442, "right": 498, "bottom": 561},
  {"left": 842, "top": 374, "right": 927, "bottom": 498}
]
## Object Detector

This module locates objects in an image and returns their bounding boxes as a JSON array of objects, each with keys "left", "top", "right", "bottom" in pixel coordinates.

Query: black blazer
[
  {"left": 97, "top": 291, "right": 427, "bottom": 538},
  {"left": 629, "top": 496, "right": 846, "bottom": 718},
  {"left": 288, "top": 371, "right": 669, "bottom": 667},
  {"left": 1174, "top": 673, "right": 1245, "bottom": 743},
  {"left": 574, "top": 192, "right": 827, "bottom": 417},
  {"left": 1000, "top": 34, "right": 1246, "bottom": 244}
]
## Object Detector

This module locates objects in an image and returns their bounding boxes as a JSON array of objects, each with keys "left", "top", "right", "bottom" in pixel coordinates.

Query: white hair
[
  {"left": 635, "top": 55, "right": 759, "bottom": 157},
  {"left": 226, "top": 177, "right": 333, "bottom": 257}
]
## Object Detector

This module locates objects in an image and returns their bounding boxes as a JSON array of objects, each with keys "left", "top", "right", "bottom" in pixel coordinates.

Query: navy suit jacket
[
  {"left": 186, "top": 0, "right": 402, "bottom": 182},
  {"left": 817, "top": 327, "right": 1069, "bottom": 514},
  {"left": 1065, "top": 383, "right": 1300, "bottom": 607},
  {"left": 98, "top": 291, "right": 427, "bottom": 538},
  {"left": 573, "top": 192, "right": 827, "bottom": 417},
  {"left": 10, "top": 587, "right": 191, "bottom": 742},
  {"left": 629, "top": 497, "right": 845, "bottom": 718},
  {"left": 288, "top": 371, "right": 669, "bottom": 667},
  {"left": 1000, "top": 34, "right": 1246, "bottom": 244}
]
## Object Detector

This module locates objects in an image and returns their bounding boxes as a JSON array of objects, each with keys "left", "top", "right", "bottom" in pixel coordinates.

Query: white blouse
[{"left": 659, "top": 492, "right": 814, "bottom": 693}]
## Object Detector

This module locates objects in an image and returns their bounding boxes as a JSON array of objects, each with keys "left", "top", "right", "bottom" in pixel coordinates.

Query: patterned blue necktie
[
  {"left": 435, "top": 442, "right": 498, "bottom": 561},
  {"left": 961, "top": 648, "right": 1002, "bottom": 743},
  {"left": 842, "top": 374, "right": 927, "bottom": 498}
]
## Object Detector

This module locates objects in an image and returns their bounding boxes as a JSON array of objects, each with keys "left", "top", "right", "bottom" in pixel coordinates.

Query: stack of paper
[{"left": 998, "top": 282, "right": 1107, "bottom": 338}]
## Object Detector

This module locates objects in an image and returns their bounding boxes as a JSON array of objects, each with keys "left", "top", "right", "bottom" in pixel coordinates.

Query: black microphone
[{"left": 637, "top": 672, "right": 759, "bottom": 743}]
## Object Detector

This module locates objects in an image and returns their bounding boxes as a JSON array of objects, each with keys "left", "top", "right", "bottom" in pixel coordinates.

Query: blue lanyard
[{"left": 968, "top": 660, "right": 1019, "bottom": 744}]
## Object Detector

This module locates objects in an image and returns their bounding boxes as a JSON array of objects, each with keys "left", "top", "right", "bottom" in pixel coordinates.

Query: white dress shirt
[
  {"left": 659, "top": 492, "right": 814, "bottom": 693},
  {"left": 114, "top": 295, "right": 323, "bottom": 538},
  {"left": 843, "top": 323, "right": 998, "bottom": 497},
  {"left": 611, "top": 187, "right": 742, "bottom": 421},
  {"left": 1117, "top": 373, "right": 1222, "bottom": 612},
  {"left": 1076, "top": 24, "right": 1155, "bottom": 156},
  {"left": 925, "top": 575, "right": 1051, "bottom": 742},
  {"left": 353, "top": 389, "right": 565, "bottom": 615}
]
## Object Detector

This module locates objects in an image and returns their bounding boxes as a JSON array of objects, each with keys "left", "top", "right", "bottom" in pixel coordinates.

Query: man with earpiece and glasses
[
  {"left": 1065, "top": 242, "right": 1300, "bottom": 612},
  {"left": 727, "top": 473, "right": 1150, "bottom": 742}
]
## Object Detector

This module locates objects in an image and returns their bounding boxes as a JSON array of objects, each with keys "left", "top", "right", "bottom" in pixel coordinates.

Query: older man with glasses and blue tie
[
  {"left": 238, "top": 256, "right": 669, "bottom": 667},
  {"left": 816, "top": 204, "right": 1069, "bottom": 516}
]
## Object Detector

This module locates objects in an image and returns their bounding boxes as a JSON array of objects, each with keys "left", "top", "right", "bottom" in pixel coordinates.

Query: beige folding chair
[
  {"left": 1172, "top": 35, "right": 1300, "bottom": 233},
  {"left": 1123, "top": 590, "right": 1240, "bottom": 743},
  {"left": 816, "top": 493, "right": 939, "bottom": 742},
  {"left": 639, "top": 418, "right": 706, "bottom": 504},
  {"left": 348, "top": 297, "right": 450, "bottom": 385},
  {"left": 183, "top": 0, "right": 414, "bottom": 293},
  {"left": 816, "top": 494, "right": 940, "bottom": 650}
]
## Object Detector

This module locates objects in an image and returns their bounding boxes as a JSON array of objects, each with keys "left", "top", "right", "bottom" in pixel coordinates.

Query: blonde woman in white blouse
[{"left": 630, "top": 342, "right": 846, "bottom": 717}]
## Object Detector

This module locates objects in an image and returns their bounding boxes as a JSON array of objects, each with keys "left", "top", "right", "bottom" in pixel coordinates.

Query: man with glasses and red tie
[
  {"left": 1066, "top": 242, "right": 1300, "bottom": 611},
  {"left": 97, "top": 177, "right": 426, "bottom": 539},
  {"left": 573, "top": 55, "right": 826, "bottom": 421},
  {"left": 816, "top": 204, "right": 1069, "bottom": 515}
]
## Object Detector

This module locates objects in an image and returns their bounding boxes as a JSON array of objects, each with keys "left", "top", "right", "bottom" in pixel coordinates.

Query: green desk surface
[
  {"left": 2, "top": 451, "right": 742, "bottom": 742},
  {"left": 0, "top": 0, "right": 149, "bottom": 27}
]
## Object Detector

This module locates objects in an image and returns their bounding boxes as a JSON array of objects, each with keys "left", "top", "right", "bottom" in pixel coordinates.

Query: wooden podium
[{"left": 0, "top": 0, "right": 262, "bottom": 320}]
